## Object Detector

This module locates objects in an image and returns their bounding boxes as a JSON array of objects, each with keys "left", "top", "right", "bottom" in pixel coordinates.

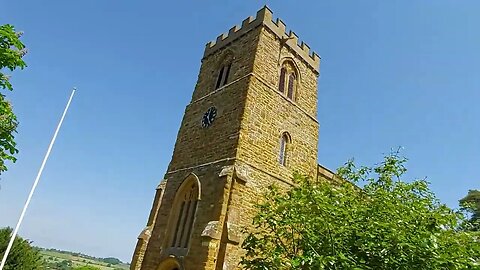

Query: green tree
[
  {"left": 0, "top": 227, "right": 44, "bottom": 270},
  {"left": 241, "top": 152, "right": 480, "bottom": 269},
  {"left": 460, "top": 189, "right": 480, "bottom": 231},
  {"left": 57, "top": 259, "right": 73, "bottom": 270},
  {"left": 0, "top": 24, "right": 27, "bottom": 174},
  {"left": 102, "top": 257, "right": 121, "bottom": 265}
]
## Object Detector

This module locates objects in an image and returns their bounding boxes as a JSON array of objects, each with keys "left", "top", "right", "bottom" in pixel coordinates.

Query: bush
[
  {"left": 242, "top": 152, "right": 480, "bottom": 269},
  {"left": 0, "top": 227, "right": 44, "bottom": 270}
]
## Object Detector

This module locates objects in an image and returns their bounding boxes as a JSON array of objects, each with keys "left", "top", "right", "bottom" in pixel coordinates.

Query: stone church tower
[{"left": 131, "top": 6, "right": 330, "bottom": 270}]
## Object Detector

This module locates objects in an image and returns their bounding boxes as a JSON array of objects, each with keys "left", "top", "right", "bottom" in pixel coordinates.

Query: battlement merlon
[{"left": 203, "top": 6, "right": 321, "bottom": 73}]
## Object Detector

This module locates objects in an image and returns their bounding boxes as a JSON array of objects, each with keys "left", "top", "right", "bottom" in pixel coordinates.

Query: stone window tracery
[
  {"left": 278, "top": 61, "right": 298, "bottom": 101},
  {"left": 215, "top": 53, "right": 234, "bottom": 90},
  {"left": 170, "top": 176, "right": 200, "bottom": 249},
  {"left": 215, "top": 63, "right": 231, "bottom": 89}
]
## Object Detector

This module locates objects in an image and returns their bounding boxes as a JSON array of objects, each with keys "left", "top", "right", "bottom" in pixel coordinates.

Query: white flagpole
[{"left": 0, "top": 88, "right": 76, "bottom": 270}]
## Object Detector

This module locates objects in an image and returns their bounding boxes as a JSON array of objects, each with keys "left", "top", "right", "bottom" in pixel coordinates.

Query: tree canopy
[
  {"left": 241, "top": 152, "right": 480, "bottom": 269},
  {"left": 460, "top": 189, "right": 480, "bottom": 232},
  {"left": 0, "top": 24, "right": 27, "bottom": 174},
  {"left": 0, "top": 227, "right": 43, "bottom": 270}
]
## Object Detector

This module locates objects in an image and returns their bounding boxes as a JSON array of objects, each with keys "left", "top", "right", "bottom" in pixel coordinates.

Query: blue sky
[{"left": 1, "top": 0, "right": 479, "bottom": 263}]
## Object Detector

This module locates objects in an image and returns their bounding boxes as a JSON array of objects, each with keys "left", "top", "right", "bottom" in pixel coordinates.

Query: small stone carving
[
  {"left": 201, "top": 221, "right": 221, "bottom": 239},
  {"left": 219, "top": 165, "right": 234, "bottom": 177}
]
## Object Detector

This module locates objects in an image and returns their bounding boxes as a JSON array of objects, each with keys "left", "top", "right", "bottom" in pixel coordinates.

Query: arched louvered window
[
  {"left": 170, "top": 175, "right": 200, "bottom": 249},
  {"left": 279, "top": 67, "right": 286, "bottom": 93},
  {"left": 279, "top": 132, "right": 291, "bottom": 166},
  {"left": 278, "top": 61, "right": 298, "bottom": 101},
  {"left": 287, "top": 74, "right": 295, "bottom": 99},
  {"left": 215, "top": 63, "right": 231, "bottom": 89},
  {"left": 215, "top": 52, "right": 234, "bottom": 90}
]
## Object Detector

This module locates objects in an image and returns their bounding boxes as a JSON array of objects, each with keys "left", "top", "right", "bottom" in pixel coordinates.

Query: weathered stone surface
[
  {"left": 226, "top": 223, "right": 241, "bottom": 244},
  {"left": 201, "top": 221, "right": 221, "bottom": 239}
]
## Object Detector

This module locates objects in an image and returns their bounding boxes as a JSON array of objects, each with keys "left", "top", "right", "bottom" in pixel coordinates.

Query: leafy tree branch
[{"left": 242, "top": 152, "right": 480, "bottom": 269}]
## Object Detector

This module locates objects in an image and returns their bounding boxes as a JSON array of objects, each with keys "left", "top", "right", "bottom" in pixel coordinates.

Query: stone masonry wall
[
  {"left": 167, "top": 27, "right": 262, "bottom": 172},
  {"left": 133, "top": 6, "right": 321, "bottom": 270},
  {"left": 214, "top": 25, "right": 320, "bottom": 269},
  {"left": 212, "top": 24, "right": 319, "bottom": 270},
  {"left": 141, "top": 159, "right": 235, "bottom": 270},
  {"left": 236, "top": 26, "right": 319, "bottom": 181},
  {"left": 139, "top": 26, "right": 265, "bottom": 270}
]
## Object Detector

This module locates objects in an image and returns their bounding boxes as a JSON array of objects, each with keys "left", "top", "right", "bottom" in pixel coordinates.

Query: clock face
[{"left": 201, "top": 107, "right": 217, "bottom": 128}]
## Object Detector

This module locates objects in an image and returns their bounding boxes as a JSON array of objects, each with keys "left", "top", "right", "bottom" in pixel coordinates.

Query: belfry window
[
  {"left": 278, "top": 61, "right": 298, "bottom": 101},
  {"left": 287, "top": 74, "right": 295, "bottom": 99},
  {"left": 170, "top": 176, "right": 199, "bottom": 249},
  {"left": 279, "top": 67, "right": 286, "bottom": 93},
  {"left": 279, "top": 132, "right": 291, "bottom": 166},
  {"left": 215, "top": 63, "right": 232, "bottom": 89}
]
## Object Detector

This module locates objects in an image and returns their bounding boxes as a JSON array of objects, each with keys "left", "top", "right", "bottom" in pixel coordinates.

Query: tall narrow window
[
  {"left": 215, "top": 63, "right": 232, "bottom": 89},
  {"left": 170, "top": 176, "right": 199, "bottom": 249},
  {"left": 287, "top": 74, "right": 295, "bottom": 99},
  {"left": 279, "top": 132, "right": 290, "bottom": 166},
  {"left": 279, "top": 67, "right": 286, "bottom": 93},
  {"left": 223, "top": 63, "right": 231, "bottom": 85},
  {"left": 278, "top": 61, "right": 298, "bottom": 101},
  {"left": 215, "top": 66, "right": 225, "bottom": 89}
]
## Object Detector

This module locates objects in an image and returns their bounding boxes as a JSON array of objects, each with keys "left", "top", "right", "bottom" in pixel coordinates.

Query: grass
[{"left": 39, "top": 249, "right": 130, "bottom": 270}]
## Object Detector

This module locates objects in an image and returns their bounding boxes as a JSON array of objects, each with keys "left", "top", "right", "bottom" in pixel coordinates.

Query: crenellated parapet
[{"left": 203, "top": 6, "right": 320, "bottom": 72}]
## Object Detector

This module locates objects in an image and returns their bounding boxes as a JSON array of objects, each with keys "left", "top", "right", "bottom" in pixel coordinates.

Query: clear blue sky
[{"left": 1, "top": 0, "right": 479, "bottom": 263}]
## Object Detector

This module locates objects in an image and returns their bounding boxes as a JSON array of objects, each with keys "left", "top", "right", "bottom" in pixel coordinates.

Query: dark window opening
[
  {"left": 215, "top": 63, "right": 232, "bottom": 89},
  {"left": 223, "top": 64, "right": 231, "bottom": 86},
  {"left": 279, "top": 68, "right": 286, "bottom": 93},
  {"left": 215, "top": 66, "right": 225, "bottom": 89},
  {"left": 287, "top": 74, "right": 295, "bottom": 100},
  {"left": 279, "top": 133, "right": 290, "bottom": 166}
]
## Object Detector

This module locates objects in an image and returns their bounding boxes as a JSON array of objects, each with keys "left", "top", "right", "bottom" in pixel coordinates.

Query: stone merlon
[{"left": 203, "top": 6, "right": 320, "bottom": 72}]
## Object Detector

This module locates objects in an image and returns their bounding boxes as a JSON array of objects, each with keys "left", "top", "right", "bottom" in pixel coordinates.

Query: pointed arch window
[
  {"left": 278, "top": 61, "right": 298, "bottom": 101},
  {"left": 215, "top": 63, "right": 231, "bottom": 89},
  {"left": 279, "top": 132, "right": 291, "bottom": 166},
  {"left": 215, "top": 52, "right": 234, "bottom": 90},
  {"left": 170, "top": 176, "right": 200, "bottom": 249}
]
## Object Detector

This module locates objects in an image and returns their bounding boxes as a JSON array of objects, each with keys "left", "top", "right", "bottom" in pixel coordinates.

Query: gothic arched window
[
  {"left": 278, "top": 61, "right": 298, "bottom": 101},
  {"left": 279, "top": 132, "right": 291, "bottom": 166},
  {"left": 215, "top": 63, "right": 231, "bottom": 89},
  {"left": 215, "top": 53, "right": 234, "bottom": 90},
  {"left": 170, "top": 175, "right": 200, "bottom": 249}
]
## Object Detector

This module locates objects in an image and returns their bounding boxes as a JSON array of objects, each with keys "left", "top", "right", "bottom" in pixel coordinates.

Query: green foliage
[
  {"left": 241, "top": 152, "right": 480, "bottom": 269},
  {"left": 460, "top": 189, "right": 480, "bottom": 231},
  {"left": 39, "top": 247, "right": 125, "bottom": 266},
  {"left": 54, "top": 259, "right": 73, "bottom": 270},
  {"left": 0, "top": 24, "right": 27, "bottom": 174},
  {"left": 102, "top": 257, "right": 121, "bottom": 265},
  {"left": 37, "top": 247, "right": 129, "bottom": 270},
  {"left": 0, "top": 227, "right": 44, "bottom": 270},
  {"left": 73, "top": 265, "right": 101, "bottom": 270},
  {"left": 0, "top": 24, "right": 26, "bottom": 90}
]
